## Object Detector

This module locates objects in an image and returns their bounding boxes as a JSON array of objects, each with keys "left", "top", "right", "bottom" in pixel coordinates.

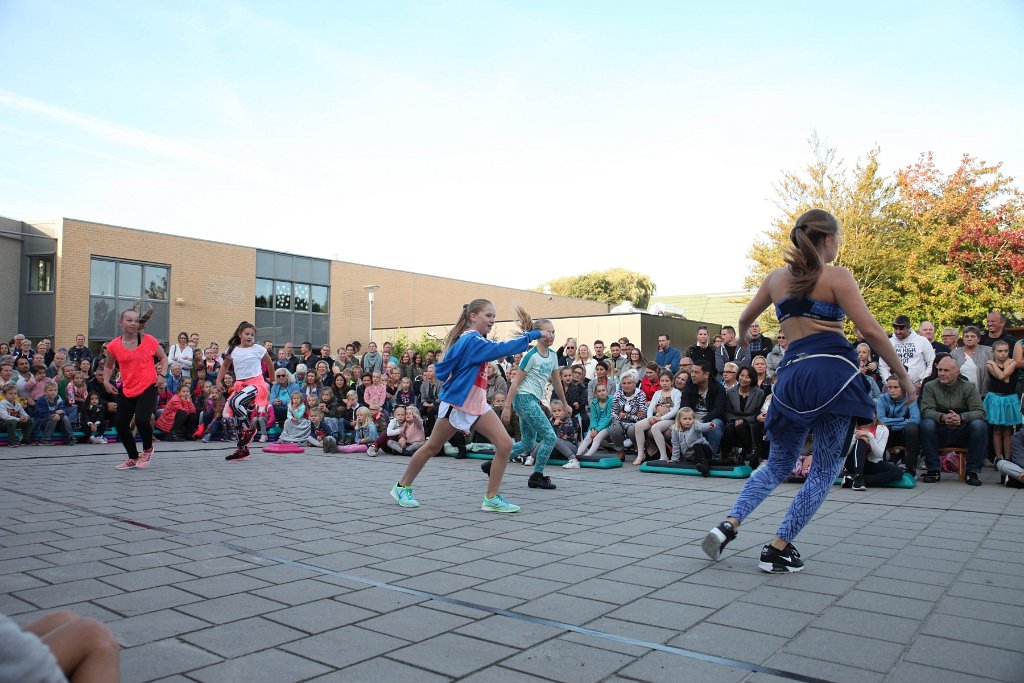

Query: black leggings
[{"left": 116, "top": 385, "right": 157, "bottom": 459}]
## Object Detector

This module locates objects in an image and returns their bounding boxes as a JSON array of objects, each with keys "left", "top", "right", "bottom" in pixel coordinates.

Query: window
[
  {"left": 293, "top": 283, "right": 309, "bottom": 312},
  {"left": 255, "top": 278, "right": 273, "bottom": 309},
  {"left": 88, "top": 257, "right": 169, "bottom": 343},
  {"left": 27, "top": 256, "right": 54, "bottom": 292},
  {"left": 310, "top": 285, "right": 329, "bottom": 313},
  {"left": 274, "top": 281, "right": 292, "bottom": 310}
]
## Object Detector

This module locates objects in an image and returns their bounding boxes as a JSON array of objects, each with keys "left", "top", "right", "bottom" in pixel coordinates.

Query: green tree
[
  {"left": 746, "top": 133, "right": 908, "bottom": 328},
  {"left": 541, "top": 268, "right": 656, "bottom": 309}
]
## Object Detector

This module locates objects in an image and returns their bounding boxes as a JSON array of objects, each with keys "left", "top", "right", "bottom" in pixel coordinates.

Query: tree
[
  {"left": 540, "top": 268, "right": 656, "bottom": 309},
  {"left": 896, "top": 153, "right": 1024, "bottom": 324},
  {"left": 746, "top": 134, "right": 909, "bottom": 327},
  {"left": 746, "top": 137, "right": 1024, "bottom": 328}
]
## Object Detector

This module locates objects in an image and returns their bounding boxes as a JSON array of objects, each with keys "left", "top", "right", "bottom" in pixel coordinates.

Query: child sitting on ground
[
  {"left": 33, "top": 381, "right": 76, "bottom": 445},
  {"left": 388, "top": 406, "right": 425, "bottom": 456},
  {"left": 671, "top": 407, "right": 714, "bottom": 477},
  {"left": 82, "top": 392, "right": 106, "bottom": 444},
  {"left": 1, "top": 383, "right": 36, "bottom": 447}
]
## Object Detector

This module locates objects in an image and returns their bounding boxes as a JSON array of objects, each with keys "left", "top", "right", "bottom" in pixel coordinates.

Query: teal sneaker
[
  {"left": 390, "top": 482, "right": 419, "bottom": 508},
  {"left": 481, "top": 494, "right": 520, "bottom": 513}
]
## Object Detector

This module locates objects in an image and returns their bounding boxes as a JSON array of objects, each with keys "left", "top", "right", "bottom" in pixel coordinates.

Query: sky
[{"left": 1, "top": 1, "right": 1021, "bottom": 299}]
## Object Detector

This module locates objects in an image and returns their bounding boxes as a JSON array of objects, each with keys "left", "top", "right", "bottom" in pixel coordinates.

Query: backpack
[{"left": 940, "top": 451, "right": 960, "bottom": 474}]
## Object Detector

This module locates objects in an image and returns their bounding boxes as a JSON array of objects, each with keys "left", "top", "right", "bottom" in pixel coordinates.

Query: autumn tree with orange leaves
[{"left": 748, "top": 136, "right": 1024, "bottom": 328}]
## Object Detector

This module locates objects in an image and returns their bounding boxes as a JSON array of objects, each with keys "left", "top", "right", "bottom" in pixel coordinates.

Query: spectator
[
  {"left": 877, "top": 376, "right": 921, "bottom": 472},
  {"left": 0, "top": 609, "right": 120, "bottom": 683},
  {"left": 485, "top": 363, "right": 507, "bottom": 405},
  {"left": 67, "top": 333, "right": 92, "bottom": 366},
  {"left": 856, "top": 343, "right": 882, "bottom": 398},
  {"left": 715, "top": 326, "right": 751, "bottom": 381},
  {"left": 686, "top": 326, "right": 716, "bottom": 370},
  {"left": 587, "top": 360, "right": 615, "bottom": 402},
  {"left": 45, "top": 351, "right": 67, "bottom": 380},
  {"left": 624, "top": 347, "right": 646, "bottom": 378},
  {"left": 765, "top": 331, "right": 787, "bottom": 379},
  {"left": 166, "top": 363, "right": 186, "bottom": 394},
  {"left": 280, "top": 341, "right": 297, "bottom": 373},
  {"left": 361, "top": 342, "right": 383, "bottom": 374},
  {"left": 278, "top": 391, "right": 311, "bottom": 444},
  {"left": 996, "top": 429, "right": 1024, "bottom": 487},
  {"left": 1, "top": 383, "right": 36, "bottom": 447},
  {"left": 418, "top": 364, "right": 440, "bottom": 435},
  {"left": 571, "top": 383, "right": 614, "bottom": 463},
  {"left": 842, "top": 418, "right": 902, "bottom": 490},
  {"left": 983, "top": 340, "right": 1020, "bottom": 463},
  {"left": 633, "top": 369, "right": 681, "bottom": 464},
  {"left": 950, "top": 326, "right": 992, "bottom": 395},
  {"left": 918, "top": 321, "right": 948, "bottom": 355},
  {"left": 610, "top": 370, "right": 647, "bottom": 461},
  {"left": 608, "top": 342, "right": 628, "bottom": 379},
  {"left": 269, "top": 368, "right": 299, "bottom": 427},
  {"left": 155, "top": 384, "right": 198, "bottom": 441},
  {"left": 654, "top": 334, "right": 682, "bottom": 374},
  {"left": 167, "top": 331, "right": 194, "bottom": 372},
  {"left": 878, "top": 315, "right": 935, "bottom": 391},
  {"left": 298, "top": 341, "right": 319, "bottom": 369},
  {"left": 940, "top": 327, "right": 960, "bottom": 352},
  {"left": 751, "top": 355, "right": 772, "bottom": 395},
  {"left": 721, "top": 362, "right": 740, "bottom": 391},
  {"left": 592, "top": 340, "right": 609, "bottom": 366},
  {"left": 746, "top": 322, "right": 774, "bottom": 359},
  {"left": 681, "top": 360, "right": 727, "bottom": 457},
  {"left": 577, "top": 344, "right": 598, "bottom": 380},
  {"left": 556, "top": 338, "right": 578, "bottom": 368},
  {"left": 14, "top": 338, "right": 34, "bottom": 365},
  {"left": 919, "top": 356, "right": 987, "bottom": 486},
  {"left": 563, "top": 366, "right": 589, "bottom": 431},
  {"left": 980, "top": 310, "right": 1018, "bottom": 348},
  {"left": 722, "top": 366, "right": 766, "bottom": 463},
  {"left": 381, "top": 341, "right": 399, "bottom": 368}
]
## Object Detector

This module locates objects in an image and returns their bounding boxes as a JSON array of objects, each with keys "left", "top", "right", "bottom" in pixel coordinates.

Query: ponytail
[
  {"left": 226, "top": 321, "right": 254, "bottom": 358},
  {"left": 442, "top": 299, "right": 493, "bottom": 352},
  {"left": 513, "top": 304, "right": 549, "bottom": 336},
  {"left": 784, "top": 209, "right": 839, "bottom": 296}
]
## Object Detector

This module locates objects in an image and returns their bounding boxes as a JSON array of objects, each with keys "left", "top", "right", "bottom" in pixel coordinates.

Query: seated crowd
[{"left": 2, "top": 312, "right": 1021, "bottom": 488}]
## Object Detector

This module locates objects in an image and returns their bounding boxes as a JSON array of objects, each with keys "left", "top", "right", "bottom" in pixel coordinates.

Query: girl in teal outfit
[{"left": 500, "top": 309, "right": 569, "bottom": 490}]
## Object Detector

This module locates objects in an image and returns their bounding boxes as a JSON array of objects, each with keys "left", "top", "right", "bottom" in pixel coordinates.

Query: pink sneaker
[
  {"left": 115, "top": 458, "right": 137, "bottom": 470},
  {"left": 136, "top": 448, "right": 154, "bottom": 469}
]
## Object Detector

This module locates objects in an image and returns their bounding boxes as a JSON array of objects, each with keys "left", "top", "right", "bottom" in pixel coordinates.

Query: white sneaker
[
  {"left": 562, "top": 459, "right": 580, "bottom": 469},
  {"left": 259, "top": 434, "right": 268, "bottom": 443},
  {"left": 623, "top": 439, "right": 633, "bottom": 448},
  {"left": 367, "top": 446, "right": 378, "bottom": 457},
  {"left": 524, "top": 455, "right": 535, "bottom": 466}
]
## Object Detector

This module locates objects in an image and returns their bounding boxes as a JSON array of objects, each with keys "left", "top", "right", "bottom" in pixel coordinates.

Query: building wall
[
  {"left": 42, "top": 217, "right": 608, "bottom": 351},
  {"left": 0, "top": 224, "right": 21, "bottom": 343},
  {"left": 328, "top": 262, "right": 609, "bottom": 350},
  {"left": 52, "top": 219, "right": 256, "bottom": 348}
]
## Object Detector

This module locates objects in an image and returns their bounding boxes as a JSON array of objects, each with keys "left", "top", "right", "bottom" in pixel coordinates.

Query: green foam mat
[
  {"left": 465, "top": 450, "right": 493, "bottom": 460},
  {"left": 546, "top": 455, "right": 623, "bottom": 469},
  {"left": 834, "top": 472, "right": 916, "bottom": 489},
  {"left": 440, "top": 444, "right": 463, "bottom": 458},
  {"left": 640, "top": 461, "right": 753, "bottom": 478}
]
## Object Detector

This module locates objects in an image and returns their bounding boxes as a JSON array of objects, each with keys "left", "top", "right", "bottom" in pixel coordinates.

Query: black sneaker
[
  {"left": 701, "top": 520, "right": 737, "bottom": 561},
  {"left": 758, "top": 543, "right": 805, "bottom": 573},
  {"left": 852, "top": 475, "right": 866, "bottom": 491},
  {"left": 225, "top": 448, "right": 250, "bottom": 462},
  {"left": 528, "top": 472, "right": 556, "bottom": 489},
  {"left": 965, "top": 472, "right": 981, "bottom": 487},
  {"left": 480, "top": 461, "right": 491, "bottom": 476},
  {"left": 922, "top": 470, "right": 940, "bottom": 483},
  {"left": 841, "top": 475, "right": 853, "bottom": 489}
]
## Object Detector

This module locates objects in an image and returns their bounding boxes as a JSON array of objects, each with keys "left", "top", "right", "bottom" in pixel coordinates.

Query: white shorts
[{"left": 438, "top": 401, "right": 491, "bottom": 433}]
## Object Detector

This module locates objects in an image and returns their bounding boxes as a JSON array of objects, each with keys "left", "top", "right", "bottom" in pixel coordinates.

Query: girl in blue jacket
[{"left": 390, "top": 300, "right": 552, "bottom": 512}]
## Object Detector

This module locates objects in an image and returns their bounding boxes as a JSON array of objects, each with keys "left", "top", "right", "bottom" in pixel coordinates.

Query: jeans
[
  {"left": 884, "top": 424, "right": 921, "bottom": 471},
  {"left": 920, "top": 418, "right": 987, "bottom": 474},
  {"left": 703, "top": 418, "right": 724, "bottom": 456}
]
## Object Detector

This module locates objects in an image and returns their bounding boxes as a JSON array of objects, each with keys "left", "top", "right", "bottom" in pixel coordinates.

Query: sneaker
[
  {"left": 226, "top": 448, "right": 250, "bottom": 462},
  {"left": 115, "top": 458, "right": 137, "bottom": 470},
  {"left": 481, "top": 494, "right": 520, "bottom": 513},
  {"left": 922, "top": 470, "right": 940, "bottom": 483},
  {"left": 528, "top": 472, "right": 556, "bottom": 489},
  {"left": 136, "top": 449, "right": 153, "bottom": 469},
  {"left": 702, "top": 520, "right": 737, "bottom": 561},
  {"left": 562, "top": 458, "right": 581, "bottom": 469},
  {"left": 258, "top": 434, "right": 268, "bottom": 443},
  {"left": 510, "top": 454, "right": 525, "bottom": 465},
  {"left": 758, "top": 543, "right": 805, "bottom": 573},
  {"left": 524, "top": 455, "right": 535, "bottom": 467},
  {"left": 841, "top": 475, "right": 853, "bottom": 489},
  {"left": 480, "top": 460, "right": 492, "bottom": 476},
  {"left": 201, "top": 434, "right": 212, "bottom": 443},
  {"left": 390, "top": 482, "right": 419, "bottom": 508},
  {"left": 965, "top": 472, "right": 981, "bottom": 487},
  {"left": 852, "top": 475, "right": 866, "bottom": 491},
  {"left": 367, "top": 446, "right": 378, "bottom": 457},
  {"left": 623, "top": 439, "right": 633, "bottom": 448}
]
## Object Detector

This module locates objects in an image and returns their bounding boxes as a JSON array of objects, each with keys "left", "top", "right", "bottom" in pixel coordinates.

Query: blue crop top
[{"left": 775, "top": 295, "right": 846, "bottom": 323}]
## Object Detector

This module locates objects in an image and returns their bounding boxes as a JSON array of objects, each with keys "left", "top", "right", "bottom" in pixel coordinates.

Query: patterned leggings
[
  {"left": 729, "top": 412, "right": 855, "bottom": 542},
  {"left": 509, "top": 394, "right": 556, "bottom": 474}
]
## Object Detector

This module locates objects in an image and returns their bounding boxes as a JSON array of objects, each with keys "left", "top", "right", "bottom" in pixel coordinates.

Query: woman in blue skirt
[{"left": 702, "top": 209, "right": 916, "bottom": 573}]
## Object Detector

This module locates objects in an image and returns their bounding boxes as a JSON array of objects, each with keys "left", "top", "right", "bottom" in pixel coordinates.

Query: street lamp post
[{"left": 363, "top": 285, "right": 379, "bottom": 344}]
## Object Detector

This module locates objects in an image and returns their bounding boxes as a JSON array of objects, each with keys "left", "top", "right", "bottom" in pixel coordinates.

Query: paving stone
[
  {"left": 119, "top": 639, "right": 222, "bottom": 682},
  {"left": 935, "top": 595, "right": 1021, "bottom": 625},
  {"left": 107, "top": 608, "right": 213, "bottom": 647},
  {"left": 280, "top": 625, "right": 409, "bottom": 668},
  {"left": 707, "top": 601, "right": 815, "bottom": 638},
  {"left": 95, "top": 585, "right": 204, "bottom": 616},
  {"left": 180, "top": 616, "right": 307, "bottom": 658},
  {"left": 904, "top": 634, "right": 1024, "bottom": 681},
  {"left": 264, "top": 598, "right": 376, "bottom": 633},
  {"left": 311, "top": 657, "right": 452, "bottom": 683},
  {"left": 189, "top": 648, "right": 331, "bottom": 683},
  {"left": 455, "top": 613, "right": 565, "bottom": 648},
  {"left": 617, "top": 650, "right": 748, "bottom": 683},
  {"left": 390, "top": 632, "right": 517, "bottom": 677},
  {"left": 502, "top": 639, "right": 634, "bottom": 683},
  {"left": 784, "top": 628, "right": 904, "bottom": 672},
  {"left": 172, "top": 572, "right": 271, "bottom": 599},
  {"left": 515, "top": 592, "right": 618, "bottom": 625},
  {"left": 359, "top": 604, "right": 474, "bottom": 642},
  {"left": 14, "top": 577, "right": 122, "bottom": 608},
  {"left": 96, "top": 566, "right": 196, "bottom": 592},
  {"left": 176, "top": 592, "right": 287, "bottom": 624}
]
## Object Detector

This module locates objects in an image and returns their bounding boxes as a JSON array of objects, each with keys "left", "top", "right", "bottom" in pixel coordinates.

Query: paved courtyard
[{"left": 1, "top": 442, "right": 1022, "bottom": 683}]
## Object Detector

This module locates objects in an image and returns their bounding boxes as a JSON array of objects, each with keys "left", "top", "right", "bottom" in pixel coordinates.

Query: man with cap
[{"left": 879, "top": 315, "right": 935, "bottom": 393}]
